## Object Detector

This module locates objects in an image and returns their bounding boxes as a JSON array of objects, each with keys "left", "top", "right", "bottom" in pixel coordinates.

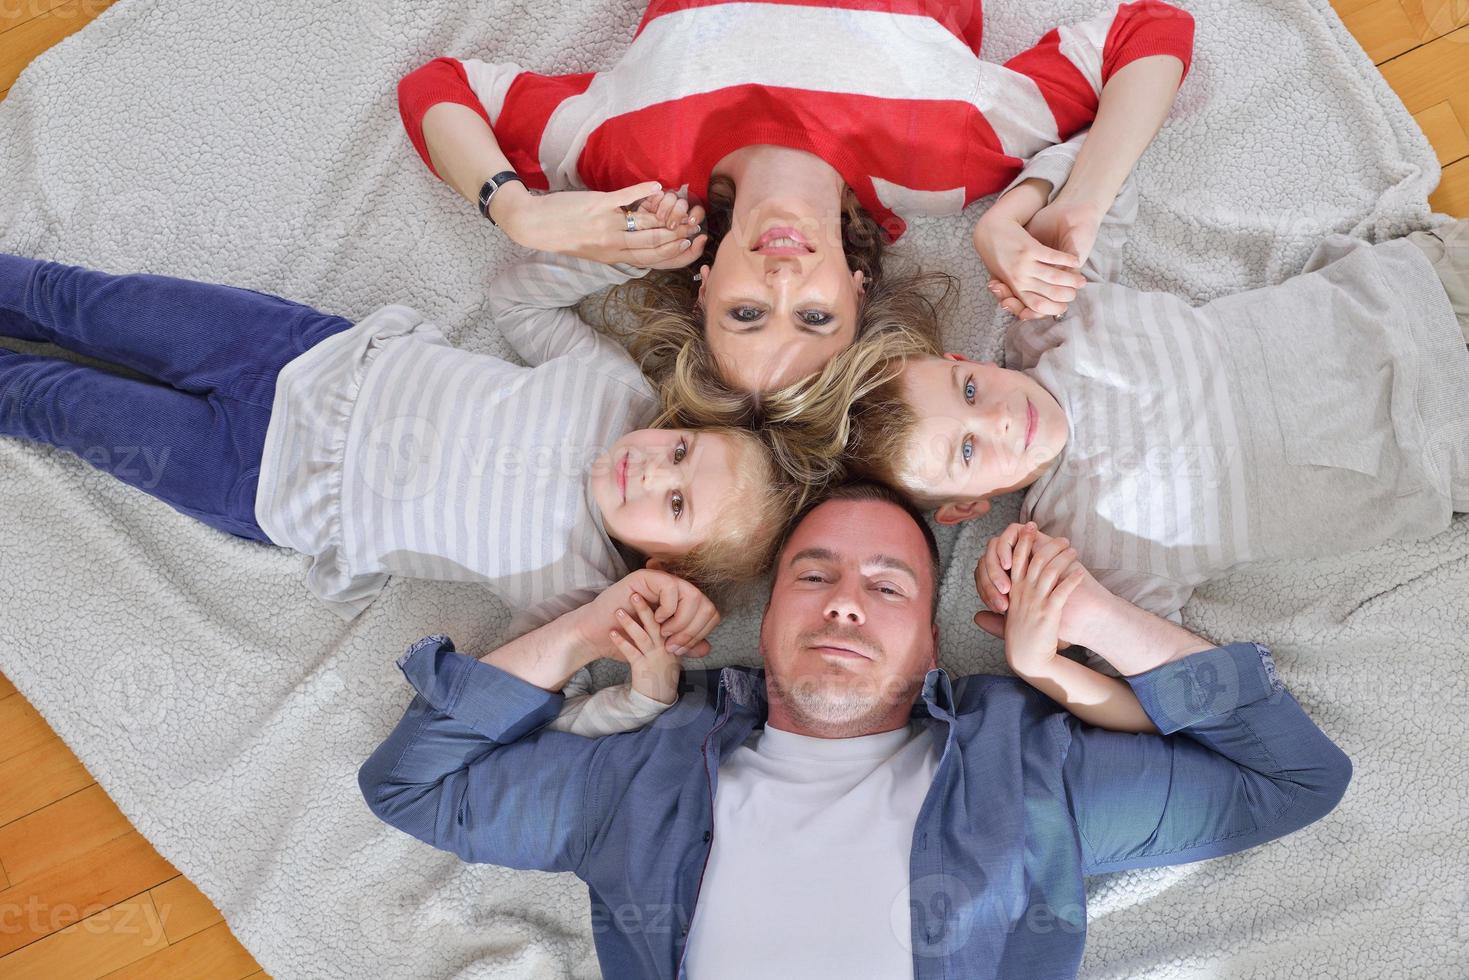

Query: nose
[
  {"left": 823, "top": 582, "right": 865, "bottom": 625},
  {"left": 640, "top": 453, "right": 676, "bottom": 491}
]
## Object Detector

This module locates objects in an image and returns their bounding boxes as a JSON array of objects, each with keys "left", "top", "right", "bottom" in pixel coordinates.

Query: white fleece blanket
[{"left": 0, "top": 0, "right": 1463, "bottom": 977}]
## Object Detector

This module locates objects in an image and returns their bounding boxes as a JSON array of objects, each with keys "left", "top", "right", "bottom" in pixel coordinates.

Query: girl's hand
[
  {"left": 632, "top": 191, "right": 709, "bottom": 270},
  {"left": 579, "top": 569, "right": 718, "bottom": 660},
  {"left": 609, "top": 592, "right": 684, "bottom": 706},
  {"left": 973, "top": 211, "right": 1085, "bottom": 319},
  {"left": 494, "top": 180, "right": 704, "bottom": 268},
  {"left": 999, "top": 526, "right": 1088, "bottom": 678}
]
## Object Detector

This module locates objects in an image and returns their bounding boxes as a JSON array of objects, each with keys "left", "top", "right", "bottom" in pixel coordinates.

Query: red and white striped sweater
[{"left": 399, "top": 0, "right": 1194, "bottom": 241}]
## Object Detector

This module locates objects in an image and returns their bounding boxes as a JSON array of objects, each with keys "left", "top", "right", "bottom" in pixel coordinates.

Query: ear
[
  {"left": 933, "top": 498, "right": 991, "bottom": 525},
  {"left": 696, "top": 264, "right": 711, "bottom": 308},
  {"left": 852, "top": 269, "right": 867, "bottom": 295},
  {"left": 942, "top": 351, "right": 971, "bottom": 363},
  {"left": 928, "top": 624, "right": 939, "bottom": 670},
  {"left": 645, "top": 556, "right": 667, "bottom": 571}
]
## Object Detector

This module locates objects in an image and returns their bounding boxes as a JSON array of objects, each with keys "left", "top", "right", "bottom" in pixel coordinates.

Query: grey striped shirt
[
  {"left": 254, "top": 255, "right": 657, "bottom": 624},
  {"left": 1005, "top": 138, "right": 1469, "bottom": 621}
]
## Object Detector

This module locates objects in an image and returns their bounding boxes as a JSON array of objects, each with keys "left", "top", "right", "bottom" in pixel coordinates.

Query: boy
[{"left": 851, "top": 133, "right": 1469, "bottom": 630}]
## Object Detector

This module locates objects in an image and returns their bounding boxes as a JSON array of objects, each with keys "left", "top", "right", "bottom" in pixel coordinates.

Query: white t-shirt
[{"left": 682, "top": 721, "right": 942, "bottom": 979}]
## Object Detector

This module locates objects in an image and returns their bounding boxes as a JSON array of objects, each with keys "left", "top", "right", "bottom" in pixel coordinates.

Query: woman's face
[{"left": 698, "top": 212, "right": 866, "bottom": 392}]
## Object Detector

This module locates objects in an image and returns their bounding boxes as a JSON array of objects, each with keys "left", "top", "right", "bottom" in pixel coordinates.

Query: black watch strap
[{"left": 478, "top": 171, "right": 524, "bottom": 224}]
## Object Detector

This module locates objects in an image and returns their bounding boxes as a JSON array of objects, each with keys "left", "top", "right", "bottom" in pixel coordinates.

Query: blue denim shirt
[{"left": 359, "top": 638, "right": 1351, "bottom": 980}]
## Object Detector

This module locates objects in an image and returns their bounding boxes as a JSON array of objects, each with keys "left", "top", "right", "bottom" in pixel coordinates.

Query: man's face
[{"left": 759, "top": 499, "right": 939, "bottom": 736}]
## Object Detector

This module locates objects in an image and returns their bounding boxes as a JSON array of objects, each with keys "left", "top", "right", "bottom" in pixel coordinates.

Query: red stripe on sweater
[
  {"left": 494, "top": 72, "right": 596, "bottom": 190},
  {"left": 635, "top": 0, "right": 984, "bottom": 53},
  {"left": 1003, "top": 31, "right": 1101, "bottom": 141},
  {"left": 577, "top": 85, "right": 1010, "bottom": 242},
  {"left": 1102, "top": 0, "right": 1195, "bottom": 82}
]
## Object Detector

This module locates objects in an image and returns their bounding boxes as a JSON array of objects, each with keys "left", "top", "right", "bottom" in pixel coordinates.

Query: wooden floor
[{"left": 0, "top": 1, "right": 1466, "bottom": 978}]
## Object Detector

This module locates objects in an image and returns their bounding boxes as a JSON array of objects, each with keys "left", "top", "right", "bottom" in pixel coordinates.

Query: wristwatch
[{"left": 478, "top": 171, "right": 524, "bottom": 225}]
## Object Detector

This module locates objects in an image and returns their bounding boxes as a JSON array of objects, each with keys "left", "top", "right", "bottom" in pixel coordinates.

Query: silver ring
[{"left": 625, "top": 212, "right": 638, "bottom": 233}]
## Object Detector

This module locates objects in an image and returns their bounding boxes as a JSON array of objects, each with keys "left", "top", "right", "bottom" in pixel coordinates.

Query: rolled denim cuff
[
  {"left": 1125, "top": 641, "right": 1282, "bottom": 735},
  {"left": 396, "top": 634, "right": 564, "bottom": 743}
]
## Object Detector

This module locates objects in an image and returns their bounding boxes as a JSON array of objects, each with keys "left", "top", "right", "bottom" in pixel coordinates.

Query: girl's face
[
  {"left": 589, "top": 428, "right": 746, "bottom": 557},
  {"left": 698, "top": 210, "right": 866, "bottom": 393}
]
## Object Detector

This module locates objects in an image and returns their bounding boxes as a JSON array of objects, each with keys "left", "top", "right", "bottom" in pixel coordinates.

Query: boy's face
[
  {"left": 590, "top": 429, "right": 745, "bottom": 558},
  {"left": 899, "top": 354, "right": 1068, "bottom": 523}
]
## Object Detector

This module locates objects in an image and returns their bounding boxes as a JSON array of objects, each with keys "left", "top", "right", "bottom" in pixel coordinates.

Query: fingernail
[
  {"left": 670, "top": 644, "right": 686, "bottom": 656},
  {"left": 617, "top": 609, "right": 628, "bottom": 618}
]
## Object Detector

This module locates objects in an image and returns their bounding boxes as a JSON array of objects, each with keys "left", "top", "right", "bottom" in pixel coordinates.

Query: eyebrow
[{"left": 788, "top": 547, "right": 919, "bottom": 582}]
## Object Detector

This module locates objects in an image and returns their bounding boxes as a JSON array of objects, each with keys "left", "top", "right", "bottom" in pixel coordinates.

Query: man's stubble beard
[{"left": 761, "top": 626, "right": 924, "bottom": 738}]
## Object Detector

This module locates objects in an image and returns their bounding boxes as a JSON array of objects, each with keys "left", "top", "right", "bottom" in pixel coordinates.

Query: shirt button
[{"left": 702, "top": 831, "right": 712, "bottom": 843}]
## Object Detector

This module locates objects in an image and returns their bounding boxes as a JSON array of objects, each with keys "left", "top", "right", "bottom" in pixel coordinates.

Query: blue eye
[
  {"left": 964, "top": 378, "right": 976, "bottom": 403},
  {"left": 800, "top": 310, "right": 834, "bottom": 326},
  {"left": 731, "top": 306, "right": 762, "bottom": 322},
  {"left": 962, "top": 438, "right": 974, "bottom": 464}
]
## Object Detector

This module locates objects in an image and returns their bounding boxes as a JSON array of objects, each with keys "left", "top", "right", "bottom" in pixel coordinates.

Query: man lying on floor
[{"left": 358, "top": 482, "right": 1351, "bottom": 980}]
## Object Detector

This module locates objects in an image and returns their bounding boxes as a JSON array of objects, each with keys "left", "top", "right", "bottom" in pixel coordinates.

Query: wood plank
[
  {"left": 0, "top": 0, "right": 75, "bottom": 34},
  {"left": 100, "top": 920, "right": 261, "bottom": 980},
  {"left": 0, "top": 830, "right": 176, "bottom": 957},
  {"left": 1430, "top": 156, "right": 1469, "bottom": 218},
  {"left": 0, "top": 895, "right": 168, "bottom": 980},
  {"left": 0, "top": 696, "right": 62, "bottom": 768},
  {"left": 0, "top": 672, "right": 15, "bottom": 699},
  {"left": 0, "top": 0, "right": 116, "bottom": 92},
  {"left": 149, "top": 875, "right": 223, "bottom": 944},
  {"left": 1399, "top": 0, "right": 1469, "bottom": 41},
  {"left": 1332, "top": 0, "right": 1387, "bottom": 18},
  {"left": 1380, "top": 25, "right": 1469, "bottom": 112},
  {"left": 1342, "top": 0, "right": 1430, "bottom": 61},
  {"left": 0, "top": 783, "right": 132, "bottom": 883},
  {"left": 0, "top": 734, "right": 95, "bottom": 827},
  {"left": 1416, "top": 100, "right": 1469, "bottom": 165},
  {"left": 0, "top": 857, "right": 8, "bottom": 889}
]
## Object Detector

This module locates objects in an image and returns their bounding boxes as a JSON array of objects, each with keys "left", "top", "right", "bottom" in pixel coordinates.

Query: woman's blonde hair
[
  {"left": 654, "top": 427, "right": 802, "bottom": 601},
  {"left": 591, "top": 176, "right": 953, "bottom": 495}
]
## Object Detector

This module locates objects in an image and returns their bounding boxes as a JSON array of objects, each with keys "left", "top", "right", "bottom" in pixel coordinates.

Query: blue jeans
[{"left": 0, "top": 254, "right": 353, "bottom": 540}]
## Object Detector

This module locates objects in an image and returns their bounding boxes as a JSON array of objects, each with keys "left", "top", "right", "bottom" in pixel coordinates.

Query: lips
[
  {"left": 752, "top": 226, "right": 814, "bottom": 255},
  {"left": 617, "top": 452, "right": 629, "bottom": 502},
  {"left": 808, "top": 642, "right": 874, "bottom": 662},
  {"left": 1024, "top": 399, "right": 1037, "bottom": 450}
]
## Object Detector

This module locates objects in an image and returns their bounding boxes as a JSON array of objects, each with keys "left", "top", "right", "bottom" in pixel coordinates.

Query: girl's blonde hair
[
  {"left": 654, "top": 426, "right": 802, "bottom": 601},
  {"left": 591, "top": 176, "right": 953, "bottom": 494}
]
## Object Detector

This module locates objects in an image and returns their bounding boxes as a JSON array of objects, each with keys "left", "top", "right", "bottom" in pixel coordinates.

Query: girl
[
  {"left": 0, "top": 249, "right": 796, "bottom": 655},
  {"left": 398, "top": 0, "right": 1195, "bottom": 415}
]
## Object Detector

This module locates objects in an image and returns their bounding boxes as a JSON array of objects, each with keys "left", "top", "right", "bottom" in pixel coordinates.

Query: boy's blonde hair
[
  {"left": 590, "top": 177, "right": 954, "bottom": 491},
  {"left": 654, "top": 427, "right": 801, "bottom": 599},
  {"left": 845, "top": 367, "right": 948, "bottom": 510}
]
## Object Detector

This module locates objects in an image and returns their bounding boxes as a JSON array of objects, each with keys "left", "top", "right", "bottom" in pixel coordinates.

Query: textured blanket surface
[{"left": 1, "top": 0, "right": 1464, "bottom": 977}]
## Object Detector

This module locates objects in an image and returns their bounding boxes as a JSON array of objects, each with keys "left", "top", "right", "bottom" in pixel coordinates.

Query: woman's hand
[
  {"left": 997, "top": 526, "right": 1087, "bottom": 678},
  {"left": 973, "top": 210, "right": 1086, "bottom": 319},
  {"left": 632, "top": 191, "right": 709, "bottom": 270},
  {"left": 492, "top": 180, "right": 704, "bottom": 268},
  {"left": 609, "top": 592, "right": 684, "bottom": 707}
]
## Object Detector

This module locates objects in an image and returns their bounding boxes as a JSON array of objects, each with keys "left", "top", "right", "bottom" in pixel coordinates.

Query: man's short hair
[{"left": 779, "top": 481, "right": 942, "bottom": 619}]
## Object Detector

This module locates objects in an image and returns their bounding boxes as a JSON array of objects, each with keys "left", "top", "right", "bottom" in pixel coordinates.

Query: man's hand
[
  {"left": 574, "top": 568, "right": 721, "bottom": 661},
  {"left": 493, "top": 181, "right": 705, "bottom": 268},
  {"left": 998, "top": 527, "right": 1086, "bottom": 678},
  {"left": 973, "top": 210, "right": 1085, "bottom": 319}
]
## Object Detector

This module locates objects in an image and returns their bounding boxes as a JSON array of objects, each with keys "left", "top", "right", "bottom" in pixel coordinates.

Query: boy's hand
[
  {"left": 975, "top": 521, "right": 1031, "bottom": 615},
  {"left": 972, "top": 212, "right": 1085, "bottom": 319},
  {"left": 579, "top": 569, "right": 719, "bottom": 659},
  {"left": 998, "top": 527, "right": 1087, "bottom": 677},
  {"left": 609, "top": 592, "right": 683, "bottom": 706}
]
